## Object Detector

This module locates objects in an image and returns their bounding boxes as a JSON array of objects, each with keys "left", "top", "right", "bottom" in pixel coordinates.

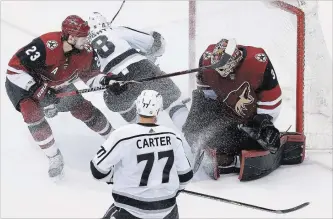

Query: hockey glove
[
  {"left": 31, "top": 82, "right": 60, "bottom": 108},
  {"left": 238, "top": 114, "right": 280, "bottom": 153},
  {"left": 43, "top": 104, "right": 58, "bottom": 118},
  {"left": 100, "top": 73, "right": 128, "bottom": 96},
  {"left": 141, "top": 31, "right": 166, "bottom": 64}
]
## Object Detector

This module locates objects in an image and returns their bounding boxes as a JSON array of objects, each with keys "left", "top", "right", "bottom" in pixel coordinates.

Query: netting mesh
[{"left": 190, "top": 0, "right": 332, "bottom": 150}]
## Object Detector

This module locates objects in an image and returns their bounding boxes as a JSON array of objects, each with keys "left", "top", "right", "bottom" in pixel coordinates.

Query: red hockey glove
[{"left": 31, "top": 82, "right": 60, "bottom": 108}]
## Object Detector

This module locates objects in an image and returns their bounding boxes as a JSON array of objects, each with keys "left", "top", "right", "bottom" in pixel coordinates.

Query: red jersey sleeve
[
  {"left": 256, "top": 58, "right": 282, "bottom": 121},
  {"left": 7, "top": 37, "right": 47, "bottom": 90},
  {"left": 79, "top": 48, "right": 105, "bottom": 87}
]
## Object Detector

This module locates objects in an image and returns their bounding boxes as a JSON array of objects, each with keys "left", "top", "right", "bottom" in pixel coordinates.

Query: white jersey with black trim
[
  {"left": 90, "top": 123, "right": 193, "bottom": 219},
  {"left": 88, "top": 26, "right": 155, "bottom": 75}
]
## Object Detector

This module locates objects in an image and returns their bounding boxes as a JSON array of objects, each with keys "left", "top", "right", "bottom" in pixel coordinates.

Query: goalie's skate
[{"left": 47, "top": 149, "right": 64, "bottom": 181}]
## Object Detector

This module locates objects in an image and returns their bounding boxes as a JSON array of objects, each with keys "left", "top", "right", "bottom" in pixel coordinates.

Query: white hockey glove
[
  {"left": 44, "top": 104, "right": 58, "bottom": 118},
  {"left": 145, "top": 31, "right": 166, "bottom": 63}
]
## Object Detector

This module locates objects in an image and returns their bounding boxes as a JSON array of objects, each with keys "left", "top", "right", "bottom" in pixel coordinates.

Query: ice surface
[{"left": 1, "top": 1, "right": 332, "bottom": 218}]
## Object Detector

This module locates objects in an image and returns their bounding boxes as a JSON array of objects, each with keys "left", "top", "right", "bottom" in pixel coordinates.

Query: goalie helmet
[
  {"left": 62, "top": 15, "right": 90, "bottom": 38},
  {"left": 88, "top": 12, "right": 109, "bottom": 33},
  {"left": 202, "top": 38, "right": 243, "bottom": 78},
  {"left": 136, "top": 90, "right": 163, "bottom": 117},
  {"left": 215, "top": 39, "right": 243, "bottom": 77}
]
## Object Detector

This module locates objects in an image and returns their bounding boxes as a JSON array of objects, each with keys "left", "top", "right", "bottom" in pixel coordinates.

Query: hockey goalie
[{"left": 181, "top": 38, "right": 306, "bottom": 181}]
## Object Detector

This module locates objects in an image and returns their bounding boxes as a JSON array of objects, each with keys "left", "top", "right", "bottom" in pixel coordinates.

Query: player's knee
[
  {"left": 103, "top": 90, "right": 130, "bottom": 112},
  {"left": 120, "top": 104, "right": 137, "bottom": 123},
  {"left": 19, "top": 98, "right": 44, "bottom": 124},
  {"left": 161, "top": 81, "right": 181, "bottom": 109},
  {"left": 70, "top": 100, "right": 94, "bottom": 121}
]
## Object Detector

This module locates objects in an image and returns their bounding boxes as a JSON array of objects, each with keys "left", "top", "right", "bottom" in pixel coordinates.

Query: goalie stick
[
  {"left": 182, "top": 190, "right": 310, "bottom": 214},
  {"left": 56, "top": 42, "right": 235, "bottom": 98}
]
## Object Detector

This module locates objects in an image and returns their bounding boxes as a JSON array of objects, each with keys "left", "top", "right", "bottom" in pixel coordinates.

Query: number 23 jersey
[
  {"left": 90, "top": 123, "right": 193, "bottom": 218},
  {"left": 7, "top": 32, "right": 94, "bottom": 91},
  {"left": 88, "top": 27, "right": 156, "bottom": 75}
]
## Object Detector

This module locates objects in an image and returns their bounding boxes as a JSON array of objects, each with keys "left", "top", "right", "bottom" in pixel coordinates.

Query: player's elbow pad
[{"left": 147, "top": 31, "right": 166, "bottom": 58}]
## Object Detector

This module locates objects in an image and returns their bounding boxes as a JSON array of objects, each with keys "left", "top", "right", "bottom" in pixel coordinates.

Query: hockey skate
[{"left": 47, "top": 149, "right": 64, "bottom": 180}]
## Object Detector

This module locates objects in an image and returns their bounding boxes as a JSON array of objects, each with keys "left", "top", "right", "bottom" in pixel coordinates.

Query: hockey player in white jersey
[
  {"left": 90, "top": 90, "right": 193, "bottom": 219},
  {"left": 87, "top": 12, "right": 188, "bottom": 124}
]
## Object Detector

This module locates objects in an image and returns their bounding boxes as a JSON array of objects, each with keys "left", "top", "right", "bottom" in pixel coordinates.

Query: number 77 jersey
[
  {"left": 88, "top": 27, "right": 155, "bottom": 75},
  {"left": 90, "top": 123, "right": 193, "bottom": 218}
]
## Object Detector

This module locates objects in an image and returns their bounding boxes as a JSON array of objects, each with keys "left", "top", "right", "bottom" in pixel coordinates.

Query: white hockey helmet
[
  {"left": 88, "top": 12, "right": 109, "bottom": 32},
  {"left": 136, "top": 90, "right": 163, "bottom": 117}
]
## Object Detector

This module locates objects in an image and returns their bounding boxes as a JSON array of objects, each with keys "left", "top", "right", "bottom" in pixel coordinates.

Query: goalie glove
[
  {"left": 100, "top": 73, "right": 128, "bottom": 96},
  {"left": 238, "top": 114, "right": 280, "bottom": 154}
]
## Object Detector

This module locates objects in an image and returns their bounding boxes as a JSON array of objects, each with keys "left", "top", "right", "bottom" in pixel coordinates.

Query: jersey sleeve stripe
[
  {"left": 257, "top": 85, "right": 282, "bottom": 104},
  {"left": 122, "top": 26, "right": 150, "bottom": 35},
  {"left": 257, "top": 99, "right": 282, "bottom": 109},
  {"left": 102, "top": 48, "right": 138, "bottom": 73},
  {"left": 6, "top": 67, "right": 36, "bottom": 90},
  {"left": 257, "top": 104, "right": 282, "bottom": 122},
  {"left": 178, "top": 169, "right": 193, "bottom": 184},
  {"left": 176, "top": 137, "right": 183, "bottom": 143},
  {"left": 90, "top": 161, "right": 112, "bottom": 179},
  {"left": 257, "top": 95, "right": 282, "bottom": 106}
]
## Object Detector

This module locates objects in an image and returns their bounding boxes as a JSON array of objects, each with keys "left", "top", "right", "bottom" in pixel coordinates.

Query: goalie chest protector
[{"left": 200, "top": 45, "right": 269, "bottom": 122}]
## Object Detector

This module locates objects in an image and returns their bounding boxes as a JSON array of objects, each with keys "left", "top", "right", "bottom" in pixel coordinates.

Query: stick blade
[
  {"left": 193, "top": 149, "right": 205, "bottom": 174},
  {"left": 277, "top": 202, "right": 310, "bottom": 214}
]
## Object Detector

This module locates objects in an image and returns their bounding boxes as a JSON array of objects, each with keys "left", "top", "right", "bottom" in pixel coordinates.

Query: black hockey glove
[
  {"left": 100, "top": 73, "right": 128, "bottom": 96},
  {"left": 31, "top": 82, "right": 60, "bottom": 108},
  {"left": 238, "top": 114, "right": 280, "bottom": 154}
]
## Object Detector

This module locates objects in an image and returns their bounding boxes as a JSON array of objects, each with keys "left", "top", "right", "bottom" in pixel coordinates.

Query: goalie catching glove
[
  {"left": 238, "top": 114, "right": 280, "bottom": 153},
  {"left": 100, "top": 73, "right": 128, "bottom": 95}
]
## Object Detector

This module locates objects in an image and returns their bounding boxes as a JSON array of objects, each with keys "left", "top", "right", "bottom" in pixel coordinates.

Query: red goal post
[{"left": 188, "top": 0, "right": 332, "bottom": 150}]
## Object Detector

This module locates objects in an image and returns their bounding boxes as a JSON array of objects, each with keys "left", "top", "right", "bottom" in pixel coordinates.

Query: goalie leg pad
[
  {"left": 202, "top": 148, "right": 220, "bottom": 180},
  {"left": 280, "top": 132, "right": 306, "bottom": 165},
  {"left": 238, "top": 145, "right": 284, "bottom": 181}
]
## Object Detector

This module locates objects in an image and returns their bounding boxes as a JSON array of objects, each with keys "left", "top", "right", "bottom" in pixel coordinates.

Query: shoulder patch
[
  {"left": 46, "top": 40, "right": 58, "bottom": 50},
  {"left": 255, "top": 53, "right": 267, "bottom": 62}
]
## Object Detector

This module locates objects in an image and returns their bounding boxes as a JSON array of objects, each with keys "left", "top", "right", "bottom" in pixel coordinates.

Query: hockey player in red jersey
[
  {"left": 180, "top": 39, "right": 305, "bottom": 180},
  {"left": 5, "top": 15, "right": 114, "bottom": 179}
]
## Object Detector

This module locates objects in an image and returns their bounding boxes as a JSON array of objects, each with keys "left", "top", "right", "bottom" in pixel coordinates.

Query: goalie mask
[
  {"left": 206, "top": 39, "right": 243, "bottom": 78},
  {"left": 136, "top": 90, "right": 163, "bottom": 117}
]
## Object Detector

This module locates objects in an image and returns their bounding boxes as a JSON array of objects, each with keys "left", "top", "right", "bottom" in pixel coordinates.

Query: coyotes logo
[{"left": 223, "top": 81, "right": 254, "bottom": 118}]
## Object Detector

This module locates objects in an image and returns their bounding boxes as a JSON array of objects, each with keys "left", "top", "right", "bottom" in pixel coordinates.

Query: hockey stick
[
  {"left": 56, "top": 53, "right": 231, "bottom": 98},
  {"left": 109, "top": 0, "right": 126, "bottom": 25},
  {"left": 192, "top": 149, "right": 205, "bottom": 174},
  {"left": 56, "top": 39, "right": 237, "bottom": 98},
  {"left": 182, "top": 190, "right": 309, "bottom": 214}
]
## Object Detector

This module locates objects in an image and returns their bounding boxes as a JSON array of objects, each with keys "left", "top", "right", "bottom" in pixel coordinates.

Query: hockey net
[{"left": 188, "top": 0, "right": 332, "bottom": 150}]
